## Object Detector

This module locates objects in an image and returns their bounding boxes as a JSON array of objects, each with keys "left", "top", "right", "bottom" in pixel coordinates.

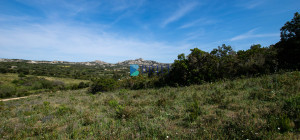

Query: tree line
[{"left": 159, "top": 12, "right": 300, "bottom": 86}]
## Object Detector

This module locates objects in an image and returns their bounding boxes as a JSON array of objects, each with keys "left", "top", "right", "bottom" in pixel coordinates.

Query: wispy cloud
[
  {"left": 179, "top": 18, "right": 217, "bottom": 29},
  {"left": 0, "top": 23, "right": 188, "bottom": 63},
  {"left": 0, "top": 15, "right": 34, "bottom": 22},
  {"left": 236, "top": 0, "right": 265, "bottom": 9},
  {"left": 183, "top": 29, "right": 205, "bottom": 41},
  {"left": 110, "top": 0, "right": 146, "bottom": 25},
  {"left": 16, "top": 0, "right": 102, "bottom": 17},
  {"left": 230, "top": 28, "right": 278, "bottom": 41},
  {"left": 110, "top": 0, "right": 146, "bottom": 12},
  {"left": 161, "top": 2, "right": 198, "bottom": 27}
]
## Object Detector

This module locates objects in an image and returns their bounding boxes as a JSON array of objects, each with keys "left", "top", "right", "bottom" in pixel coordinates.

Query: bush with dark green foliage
[
  {"left": 88, "top": 78, "right": 118, "bottom": 94},
  {"left": 0, "top": 84, "right": 16, "bottom": 98},
  {"left": 283, "top": 95, "right": 300, "bottom": 131},
  {"left": 186, "top": 98, "right": 202, "bottom": 122}
]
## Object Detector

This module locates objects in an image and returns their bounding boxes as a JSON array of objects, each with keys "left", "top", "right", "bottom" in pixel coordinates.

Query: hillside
[
  {"left": 0, "top": 72, "right": 299, "bottom": 139},
  {"left": 0, "top": 58, "right": 169, "bottom": 66}
]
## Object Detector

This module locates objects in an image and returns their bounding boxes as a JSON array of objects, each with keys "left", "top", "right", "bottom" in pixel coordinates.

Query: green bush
[
  {"left": 283, "top": 95, "right": 300, "bottom": 131},
  {"left": 186, "top": 99, "right": 202, "bottom": 122},
  {"left": 88, "top": 78, "right": 117, "bottom": 94},
  {"left": 16, "top": 87, "right": 30, "bottom": 97},
  {"left": 18, "top": 73, "right": 26, "bottom": 78},
  {"left": 108, "top": 99, "right": 119, "bottom": 108},
  {"left": 77, "top": 82, "right": 85, "bottom": 89},
  {"left": 268, "top": 115, "right": 294, "bottom": 133},
  {"left": 55, "top": 104, "right": 74, "bottom": 116},
  {"left": 283, "top": 95, "right": 300, "bottom": 119},
  {"left": 52, "top": 80, "right": 65, "bottom": 90},
  {"left": 0, "top": 84, "right": 16, "bottom": 98},
  {"left": 32, "top": 82, "right": 43, "bottom": 90}
]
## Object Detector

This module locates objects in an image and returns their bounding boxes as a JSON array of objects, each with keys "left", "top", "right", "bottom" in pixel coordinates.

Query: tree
[
  {"left": 280, "top": 12, "right": 300, "bottom": 41},
  {"left": 275, "top": 12, "right": 300, "bottom": 69},
  {"left": 167, "top": 53, "right": 189, "bottom": 86}
]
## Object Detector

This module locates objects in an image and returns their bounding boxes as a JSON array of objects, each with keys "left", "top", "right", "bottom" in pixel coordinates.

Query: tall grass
[{"left": 0, "top": 72, "right": 299, "bottom": 139}]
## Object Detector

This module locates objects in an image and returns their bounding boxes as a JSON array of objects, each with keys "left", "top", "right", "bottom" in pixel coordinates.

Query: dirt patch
[{"left": 0, "top": 95, "right": 40, "bottom": 102}]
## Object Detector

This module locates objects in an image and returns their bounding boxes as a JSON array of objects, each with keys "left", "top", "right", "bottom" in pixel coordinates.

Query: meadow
[
  {"left": 0, "top": 73, "right": 89, "bottom": 98},
  {"left": 0, "top": 71, "right": 299, "bottom": 139}
]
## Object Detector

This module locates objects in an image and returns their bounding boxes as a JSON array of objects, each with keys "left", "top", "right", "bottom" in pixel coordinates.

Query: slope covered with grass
[
  {"left": 0, "top": 73, "right": 89, "bottom": 98},
  {"left": 0, "top": 72, "right": 299, "bottom": 139}
]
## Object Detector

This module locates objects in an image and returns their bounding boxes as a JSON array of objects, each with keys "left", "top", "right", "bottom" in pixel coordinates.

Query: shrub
[
  {"left": 119, "top": 89, "right": 129, "bottom": 96},
  {"left": 79, "top": 111, "right": 94, "bottom": 126},
  {"left": 115, "top": 105, "right": 135, "bottom": 119},
  {"left": 16, "top": 87, "right": 30, "bottom": 97},
  {"left": 32, "top": 82, "right": 43, "bottom": 90},
  {"left": 70, "top": 84, "right": 79, "bottom": 90},
  {"left": 283, "top": 95, "right": 300, "bottom": 119},
  {"left": 52, "top": 80, "right": 65, "bottom": 90},
  {"left": 186, "top": 99, "right": 202, "bottom": 122},
  {"left": 55, "top": 104, "right": 74, "bottom": 116},
  {"left": 283, "top": 95, "right": 300, "bottom": 130},
  {"left": 18, "top": 73, "right": 26, "bottom": 78},
  {"left": 77, "top": 82, "right": 86, "bottom": 89},
  {"left": 88, "top": 78, "right": 117, "bottom": 94},
  {"left": 0, "top": 84, "right": 16, "bottom": 98},
  {"left": 39, "top": 79, "right": 53, "bottom": 89},
  {"left": 108, "top": 99, "right": 119, "bottom": 108},
  {"left": 268, "top": 115, "right": 294, "bottom": 133}
]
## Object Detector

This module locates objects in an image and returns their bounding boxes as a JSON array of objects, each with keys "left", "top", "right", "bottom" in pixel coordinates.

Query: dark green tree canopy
[{"left": 280, "top": 12, "right": 300, "bottom": 41}]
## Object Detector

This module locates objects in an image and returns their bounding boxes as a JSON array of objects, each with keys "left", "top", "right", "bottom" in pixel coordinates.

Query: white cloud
[
  {"left": 110, "top": 0, "right": 146, "bottom": 12},
  {"left": 0, "top": 23, "right": 189, "bottom": 63},
  {"left": 179, "top": 18, "right": 217, "bottom": 29},
  {"left": 230, "top": 29, "right": 278, "bottom": 41},
  {"left": 236, "top": 0, "right": 265, "bottom": 9},
  {"left": 162, "top": 2, "right": 198, "bottom": 27}
]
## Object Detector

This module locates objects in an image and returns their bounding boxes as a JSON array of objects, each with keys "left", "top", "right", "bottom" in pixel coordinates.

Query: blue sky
[{"left": 0, "top": 0, "right": 299, "bottom": 63}]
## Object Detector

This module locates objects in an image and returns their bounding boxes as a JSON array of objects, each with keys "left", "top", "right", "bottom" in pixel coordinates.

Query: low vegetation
[
  {"left": 0, "top": 72, "right": 299, "bottom": 139},
  {"left": 0, "top": 73, "right": 89, "bottom": 98}
]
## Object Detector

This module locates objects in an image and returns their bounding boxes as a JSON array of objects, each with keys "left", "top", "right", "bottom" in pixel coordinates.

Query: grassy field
[
  {"left": 0, "top": 73, "right": 89, "bottom": 85},
  {"left": 0, "top": 72, "right": 299, "bottom": 139},
  {"left": 0, "top": 73, "right": 89, "bottom": 99}
]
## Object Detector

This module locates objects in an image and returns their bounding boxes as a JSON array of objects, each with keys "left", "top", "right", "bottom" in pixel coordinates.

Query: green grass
[
  {"left": 0, "top": 73, "right": 89, "bottom": 99},
  {"left": 0, "top": 73, "right": 88, "bottom": 85},
  {"left": 37, "top": 76, "right": 89, "bottom": 85},
  {"left": 0, "top": 72, "right": 299, "bottom": 139}
]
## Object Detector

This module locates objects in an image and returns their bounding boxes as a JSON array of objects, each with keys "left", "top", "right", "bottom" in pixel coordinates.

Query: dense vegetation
[
  {"left": 0, "top": 62, "right": 127, "bottom": 80},
  {"left": 162, "top": 12, "right": 299, "bottom": 86},
  {"left": 0, "top": 72, "right": 299, "bottom": 139},
  {"left": 0, "top": 73, "right": 89, "bottom": 98}
]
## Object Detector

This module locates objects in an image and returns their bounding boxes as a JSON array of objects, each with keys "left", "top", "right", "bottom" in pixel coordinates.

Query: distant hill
[
  {"left": 0, "top": 58, "right": 170, "bottom": 66},
  {"left": 116, "top": 58, "right": 170, "bottom": 66}
]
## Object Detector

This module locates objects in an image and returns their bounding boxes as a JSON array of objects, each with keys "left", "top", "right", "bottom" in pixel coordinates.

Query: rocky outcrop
[{"left": 116, "top": 58, "right": 169, "bottom": 66}]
